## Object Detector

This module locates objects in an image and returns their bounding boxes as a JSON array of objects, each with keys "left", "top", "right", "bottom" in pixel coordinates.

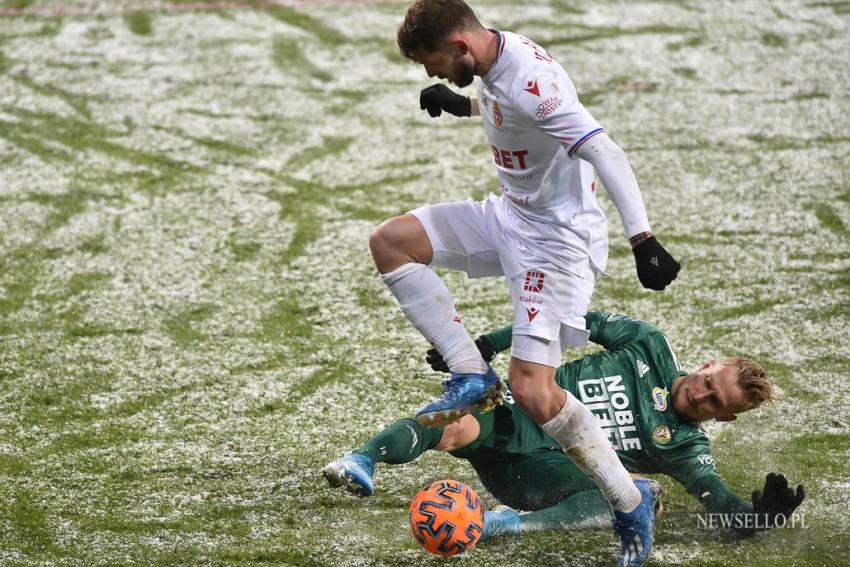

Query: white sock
[
  {"left": 540, "top": 391, "right": 641, "bottom": 513},
  {"left": 382, "top": 263, "right": 487, "bottom": 374}
]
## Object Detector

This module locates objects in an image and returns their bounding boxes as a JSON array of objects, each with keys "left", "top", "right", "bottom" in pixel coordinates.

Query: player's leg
[
  {"left": 369, "top": 201, "right": 505, "bottom": 426},
  {"left": 510, "top": 357, "right": 642, "bottom": 513},
  {"left": 462, "top": 447, "right": 600, "bottom": 540},
  {"left": 505, "top": 265, "right": 655, "bottom": 566},
  {"left": 370, "top": 213, "right": 485, "bottom": 377},
  {"left": 518, "top": 489, "right": 612, "bottom": 533},
  {"left": 323, "top": 418, "right": 444, "bottom": 496},
  {"left": 504, "top": 264, "right": 643, "bottom": 513},
  {"left": 323, "top": 415, "right": 480, "bottom": 496},
  {"left": 489, "top": 482, "right": 662, "bottom": 540}
]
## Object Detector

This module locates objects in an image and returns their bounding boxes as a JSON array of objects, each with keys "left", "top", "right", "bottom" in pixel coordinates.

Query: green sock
[
  {"left": 353, "top": 418, "right": 443, "bottom": 464},
  {"left": 520, "top": 489, "right": 613, "bottom": 532}
]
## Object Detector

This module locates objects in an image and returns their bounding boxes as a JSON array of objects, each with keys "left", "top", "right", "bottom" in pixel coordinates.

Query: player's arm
[
  {"left": 573, "top": 133, "right": 679, "bottom": 291},
  {"left": 666, "top": 451, "right": 755, "bottom": 536},
  {"left": 521, "top": 69, "right": 679, "bottom": 290},
  {"left": 584, "top": 311, "right": 663, "bottom": 350},
  {"left": 482, "top": 311, "right": 657, "bottom": 352},
  {"left": 427, "top": 312, "right": 658, "bottom": 372},
  {"left": 667, "top": 448, "right": 805, "bottom": 536},
  {"left": 687, "top": 474, "right": 805, "bottom": 536},
  {"left": 688, "top": 474, "right": 753, "bottom": 516}
]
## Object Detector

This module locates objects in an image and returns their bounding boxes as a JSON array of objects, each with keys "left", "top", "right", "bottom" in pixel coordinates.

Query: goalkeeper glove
[
  {"left": 426, "top": 335, "right": 497, "bottom": 373},
  {"left": 419, "top": 84, "right": 471, "bottom": 118},
  {"left": 632, "top": 235, "right": 680, "bottom": 291},
  {"left": 751, "top": 473, "right": 805, "bottom": 530}
]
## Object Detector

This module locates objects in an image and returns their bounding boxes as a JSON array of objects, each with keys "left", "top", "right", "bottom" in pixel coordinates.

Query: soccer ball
[{"left": 408, "top": 479, "right": 484, "bottom": 557}]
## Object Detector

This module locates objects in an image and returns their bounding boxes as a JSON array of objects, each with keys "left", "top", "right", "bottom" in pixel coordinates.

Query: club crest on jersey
[
  {"left": 651, "top": 387, "right": 668, "bottom": 412},
  {"left": 493, "top": 100, "right": 503, "bottom": 127},
  {"left": 524, "top": 78, "right": 540, "bottom": 97},
  {"left": 651, "top": 424, "right": 672, "bottom": 445}
]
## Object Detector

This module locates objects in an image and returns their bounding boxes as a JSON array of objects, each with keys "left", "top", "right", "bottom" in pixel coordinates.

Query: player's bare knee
[
  {"left": 509, "top": 377, "right": 548, "bottom": 419},
  {"left": 509, "top": 363, "right": 563, "bottom": 424},
  {"left": 508, "top": 373, "right": 535, "bottom": 405},
  {"left": 368, "top": 221, "right": 393, "bottom": 267},
  {"left": 369, "top": 215, "right": 430, "bottom": 273}
]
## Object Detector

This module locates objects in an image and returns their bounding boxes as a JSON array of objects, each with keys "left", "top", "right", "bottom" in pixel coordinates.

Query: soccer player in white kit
[{"left": 369, "top": 2, "right": 680, "bottom": 565}]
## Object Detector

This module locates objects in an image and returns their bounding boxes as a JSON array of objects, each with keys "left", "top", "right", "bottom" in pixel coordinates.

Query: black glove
[
  {"left": 426, "top": 335, "right": 497, "bottom": 373},
  {"left": 419, "top": 84, "right": 471, "bottom": 118},
  {"left": 632, "top": 235, "right": 680, "bottom": 291},
  {"left": 751, "top": 473, "right": 805, "bottom": 530}
]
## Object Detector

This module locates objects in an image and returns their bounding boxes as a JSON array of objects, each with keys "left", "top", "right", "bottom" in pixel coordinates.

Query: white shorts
[{"left": 410, "top": 197, "right": 596, "bottom": 368}]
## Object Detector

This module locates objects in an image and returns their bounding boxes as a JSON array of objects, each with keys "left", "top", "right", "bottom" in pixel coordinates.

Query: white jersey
[{"left": 476, "top": 31, "right": 609, "bottom": 273}]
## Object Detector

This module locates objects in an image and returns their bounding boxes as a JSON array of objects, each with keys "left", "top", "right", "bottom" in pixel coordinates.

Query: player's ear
[
  {"left": 449, "top": 37, "right": 470, "bottom": 55},
  {"left": 715, "top": 414, "right": 737, "bottom": 422}
]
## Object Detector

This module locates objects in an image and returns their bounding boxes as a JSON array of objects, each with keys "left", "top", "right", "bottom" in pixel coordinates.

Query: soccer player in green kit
[{"left": 324, "top": 312, "right": 805, "bottom": 539}]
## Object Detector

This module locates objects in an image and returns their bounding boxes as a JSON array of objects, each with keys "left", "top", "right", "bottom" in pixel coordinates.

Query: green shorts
[{"left": 449, "top": 401, "right": 597, "bottom": 511}]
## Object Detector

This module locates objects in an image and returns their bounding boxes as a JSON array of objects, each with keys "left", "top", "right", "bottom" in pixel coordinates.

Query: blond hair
[{"left": 723, "top": 356, "right": 777, "bottom": 407}]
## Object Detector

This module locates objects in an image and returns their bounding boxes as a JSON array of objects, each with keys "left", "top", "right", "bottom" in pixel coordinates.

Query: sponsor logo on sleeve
[
  {"left": 535, "top": 96, "right": 562, "bottom": 120},
  {"left": 651, "top": 424, "right": 672, "bottom": 445},
  {"left": 651, "top": 386, "right": 668, "bottom": 412},
  {"left": 697, "top": 454, "right": 716, "bottom": 468}
]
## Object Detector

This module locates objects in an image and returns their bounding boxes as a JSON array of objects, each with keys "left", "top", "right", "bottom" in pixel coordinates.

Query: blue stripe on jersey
[
  {"left": 567, "top": 127, "right": 605, "bottom": 157},
  {"left": 488, "top": 29, "right": 505, "bottom": 61}
]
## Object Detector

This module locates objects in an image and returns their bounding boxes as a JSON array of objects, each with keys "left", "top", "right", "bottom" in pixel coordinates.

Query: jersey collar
[{"left": 483, "top": 30, "right": 506, "bottom": 84}]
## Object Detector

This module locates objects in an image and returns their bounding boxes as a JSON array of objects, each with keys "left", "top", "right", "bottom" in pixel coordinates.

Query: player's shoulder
[
  {"left": 617, "top": 316, "right": 683, "bottom": 377},
  {"left": 502, "top": 32, "right": 556, "bottom": 67},
  {"left": 642, "top": 329, "right": 684, "bottom": 378},
  {"left": 500, "top": 32, "right": 574, "bottom": 105},
  {"left": 605, "top": 312, "right": 665, "bottom": 337}
]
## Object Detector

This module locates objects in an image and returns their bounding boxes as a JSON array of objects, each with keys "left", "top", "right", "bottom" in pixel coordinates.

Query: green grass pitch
[{"left": 0, "top": 0, "right": 848, "bottom": 565}]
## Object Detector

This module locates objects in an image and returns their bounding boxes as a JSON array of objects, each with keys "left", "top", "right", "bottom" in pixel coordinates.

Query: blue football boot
[
  {"left": 613, "top": 478, "right": 661, "bottom": 567},
  {"left": 479, "top": 505, "right": 522, "bottom": 543},
  {"left": 415, "top": 366, "right": 504, "bottom": 427},
  {"left": 322, "top": 453, "right": 375, "bottom": 497}
]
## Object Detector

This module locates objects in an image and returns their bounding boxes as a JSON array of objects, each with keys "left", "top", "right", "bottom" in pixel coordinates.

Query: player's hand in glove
[
  {"left": 632, "top": 234, "right": 680, "bottom": 291},
  {"left": 751, "top": 473, "right": 805, "bottom": 529},
  {"left": 426, "top": 335, "right": 497, "bottom": 373},
  {"left": 420, "top": 84, "right": 471, "bottom": 118}
]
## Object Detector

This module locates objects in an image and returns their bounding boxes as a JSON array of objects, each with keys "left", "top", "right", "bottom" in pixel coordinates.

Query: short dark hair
[{"left": 397, "top": 0, "right": 483, "bottom": 60}]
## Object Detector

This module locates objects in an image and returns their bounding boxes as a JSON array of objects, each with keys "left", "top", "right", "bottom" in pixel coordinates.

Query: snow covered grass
[{"left": 0, "top": 0, "right": 848, "bottom": 565}]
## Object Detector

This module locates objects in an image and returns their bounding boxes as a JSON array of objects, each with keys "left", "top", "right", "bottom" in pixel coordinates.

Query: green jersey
[{"left": 484, "top": 312, "right": 721, "bottom": 493}]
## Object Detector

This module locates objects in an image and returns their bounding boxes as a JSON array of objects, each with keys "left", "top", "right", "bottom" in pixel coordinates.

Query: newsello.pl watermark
[{"left": 697, "top": 513, "right": 807, "bottom": 530}]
